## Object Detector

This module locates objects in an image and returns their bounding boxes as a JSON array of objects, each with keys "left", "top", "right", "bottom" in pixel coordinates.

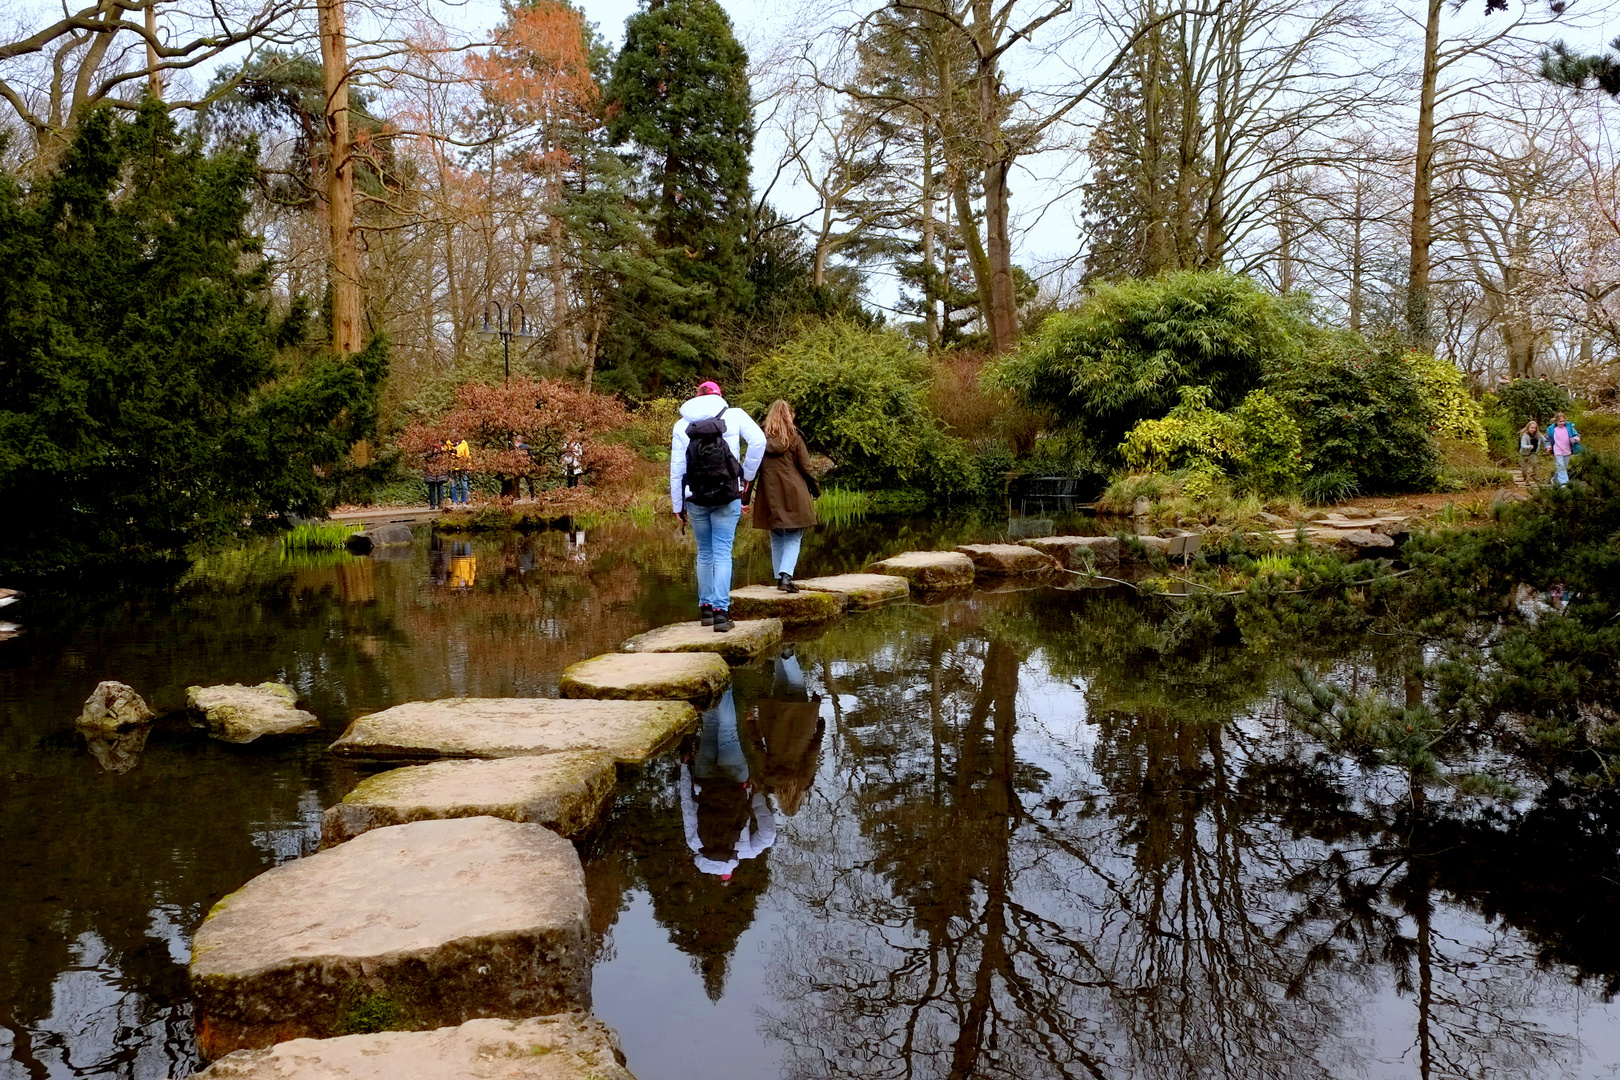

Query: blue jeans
[
  {"left": 771, "top": 528, "right": 805, "bottom": 577},
  {"left": 694, "top": 688, "right": 747, "bottom": 782},
  {"left": 1554, "top": 454, "right": 1571, "bottom": 486},
  {"left": 450, "top": 471, "right": 470, "bottom": 504},
  {"left": 688, "top": 500, "right": 741, "bottom": 610}
]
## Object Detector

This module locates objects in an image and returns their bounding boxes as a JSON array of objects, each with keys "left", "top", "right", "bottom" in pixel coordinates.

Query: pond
[{"left": 3, "top": 517, "right": 1619, "bottom": 1080}]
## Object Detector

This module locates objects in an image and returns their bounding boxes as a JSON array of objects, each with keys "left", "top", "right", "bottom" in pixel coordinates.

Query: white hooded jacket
[{"left": 670, "top": 394, "right": 766, "bottom": 513}]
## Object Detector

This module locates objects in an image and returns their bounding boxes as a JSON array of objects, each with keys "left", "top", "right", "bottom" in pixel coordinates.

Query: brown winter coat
[{"left": 751, "top": 432, "right": 820, "bottom": 530}]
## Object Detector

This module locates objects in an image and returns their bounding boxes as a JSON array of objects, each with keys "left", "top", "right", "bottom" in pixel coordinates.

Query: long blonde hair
[{"left": 763, "top": 399, "right": 798, "bottom": 444}]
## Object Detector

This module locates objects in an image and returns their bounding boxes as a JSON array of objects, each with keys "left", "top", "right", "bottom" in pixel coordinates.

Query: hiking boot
[
  {"left": 778, "top": 573, "right": 799, "bottom": 593},
  {"left": 700, "top": 603, "right": 715, "bottom": 627},
  {"left": 713, "top": 610, "right": 734, "bottom": 633}
]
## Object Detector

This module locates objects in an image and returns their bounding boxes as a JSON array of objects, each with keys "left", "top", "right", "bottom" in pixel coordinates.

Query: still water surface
[{"left": 3, "top": 517, "right": 1620, "bottom": 1079}]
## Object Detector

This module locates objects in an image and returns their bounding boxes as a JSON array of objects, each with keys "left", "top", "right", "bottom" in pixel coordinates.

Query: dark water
[{"left": 4, "top": 518, "right": 1620, "bottom": 1080}]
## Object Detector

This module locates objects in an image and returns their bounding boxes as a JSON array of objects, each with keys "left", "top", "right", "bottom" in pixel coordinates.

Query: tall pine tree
[{"left": 602, "top": 0, "right": 753, "bottom": 389}]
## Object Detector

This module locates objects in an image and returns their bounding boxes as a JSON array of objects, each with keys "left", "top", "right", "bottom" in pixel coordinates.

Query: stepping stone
[
  {"left": 1020, "top": 535, "right": 1121, "bottom": 568},
  {"left": 1325, "top": 529, "right": 1396, "bottom": 552},
  {"left": 954, "top": 543, "right": 1060, "bottom": 577},
  {"left": 621, "top": 618, "right": 783, "bottom": 663},
  {"left": 864, "top": 551, "right": 976, "bottom": 591},
  {"left": 1121, "top": 535, "right": 1172, "bottom": 559},
  {"left": 726, "top": 584, "right": 843, "bottom": 625},
  {"left": 794, "top": 573, "right": 911, "bottom": 608},
  {"left": 329, "top": 698, "right": 697, "bottom": 764},
  {"left": 188, "top": 682, "right": 319, "bottom": 743},
  {"left": 560, "top": 652, "right": 730, "bottom": 702},
  {"left": 190, "top": 818, "right": 590, "bottom": 1060},
  {"left": 182, "top": 1014, "right": 636, "bottom": 1080},
  {"left": 319, "top": 752, "right": 615, "bottom": 847}
]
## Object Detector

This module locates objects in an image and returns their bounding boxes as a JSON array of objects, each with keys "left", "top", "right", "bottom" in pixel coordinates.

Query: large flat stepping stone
[
  {"left": 319, "top": 752, "right": 616, "bottom": 847},
  {"left": 727, "top": 584, "right": 843, "bottom": 625},
  {"left": 188, "top": 682, "right": 318, "bottom": 743},
  {"left": 1020, "top": 535, "right": 1120, "bottom": 568},
  {"left": 621, "top": 618, "right": 783, "bottom": 663},
  {"left": 329, "top": 698, "right": 697, "bottom": 764},
  {"left": 183, "top": 1014, "right": 636, "bottom": 1080},
  {"left": 954, "top": 543, "right": 1060, "bottom": 577},
  {"left": 560, "top": 652, "right": 729, "bottom": 702},
  {"left": 865, "top": 551, "right": 976, "bottom": 591},
  {"left": 794, "top": 573, "right": 911, "bottom": 608},
  {"left": 190, "top": 817, "right": 590, "bottom": 1060}
]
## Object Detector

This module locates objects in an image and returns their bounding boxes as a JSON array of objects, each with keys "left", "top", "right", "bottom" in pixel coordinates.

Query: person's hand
[
  {"left": 674, "top": 508, "right": 688, "bottom": 533},
  {"left": 741, "top": 479, "right": 755, "bottom": 506}
]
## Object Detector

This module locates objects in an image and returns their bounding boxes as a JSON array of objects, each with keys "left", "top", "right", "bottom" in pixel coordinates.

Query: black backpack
[{"left": 684, "top": 416, "right": 743, "bottom": 506}]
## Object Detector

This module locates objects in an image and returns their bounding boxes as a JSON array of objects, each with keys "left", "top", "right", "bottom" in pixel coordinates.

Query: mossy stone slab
[
  {"left": 794, "top": 573, "right": 912, "bottom": 609},
  {"left": 1020, "top": 535, "right": 1121, "bottom": 568},
  {"left": 864, "top": 551, "right": 976, "bottom": 591},
  {"left": 954, "top": 544, "right": 1060, "bottom": 577},
  {"left": 188, "top": 682, "right": 319, "bottom": 743},
  {"left": 319, "top": 752, "right": 615, "bottom": 847},
  {"left": 189, "top": 817, "right": 589, "bottom": 1060},
  {"left": 620, "top": 619, "right": 783, "bottom": 663},
  {"left": 726, "top": 585, "right": 844, "bottom": 626},
  {"left": 180, "top": 1014, "right": 636, "bottom": 1080},
  {"left": 559, "top": 652, "right": 730, "bottom": 702},
  {"left": 329, "top": 698, "right": 697, "bottom": 764}
]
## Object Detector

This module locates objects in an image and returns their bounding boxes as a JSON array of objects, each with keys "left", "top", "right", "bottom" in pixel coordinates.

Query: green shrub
[
  {"left": 1405, "top": 352, "right": 1486, "bottom": 448},
  {"left": 1119, "top": 386, "right": 1245, "bottom": 474},
  {"left": 1301, "top": 469, "right": 1360, "bottom": 506},
  {"left": 987, "top": 271, "right": 1306, "bottom": 461},
  {"left": 1491, "top": 379, "right": 1573, "bottom": 429},
  {"left": 1267, "top": 336, "right": 1440, "bottom": 494},
  {"left": 1482, "top": 414, "right": 1518, "bottom": 463},
  {"left": 1234, "top": 389, "right": 1304, "bottom": 494},
  {"left": 1439, "top": 464, "right": 1517, "bottom": 492},
  {"left": 741, "top": 319, "right": 976, "bottom": 498},
  {"left": 617, "top": 397, "right": 682, "bottom": 461}
]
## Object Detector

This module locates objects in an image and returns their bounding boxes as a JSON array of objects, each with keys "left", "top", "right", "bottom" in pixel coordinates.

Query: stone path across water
[{"left": 560, "top": 652, "right": 730, "bottom": 702}]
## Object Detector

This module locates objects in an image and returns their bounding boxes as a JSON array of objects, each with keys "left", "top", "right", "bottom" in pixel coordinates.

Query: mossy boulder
[
  {"left": 559, "top": 653, "right": 730, "bottom": 703},
  {"left": 1019, "top": 535, "right": 1121, "bottom": 568},
  {"left": 621, "top": 619, "right": 784, "bottom": 663},
  {"left": 726, "top": 585, "right": 844, "bottom": 626},
  {"left": 319, "top": 752, "right": 617, "bottom": 847},
  {"left": 189, "top": 817, "right": 590, "bottom": 1060},
  {"left": 864, "top": 551, "right": 976, "bottom": 591},
  {"left": 793, "top": 573, "right": 911, "bottom": 609},
  {"left": 329, "top": 698, "right": 697, "bottom": 765},
  {"left": 77, "top": 680, "right": 154, "bottom": 733},
  {"left": 187, "top": 682, "right": 318, "bottom": 743},
  {"left": 181, "top": 1014, "right": 637, "bottom": 1080}
]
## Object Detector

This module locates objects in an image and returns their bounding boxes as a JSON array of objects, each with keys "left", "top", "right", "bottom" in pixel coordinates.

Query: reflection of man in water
[
  {"left": 754, "top": 648, "right": 824, "bottom": 816},
  {"left": 680, "top": 687, "right": 775, "bottom": 881},
  {"left": 448, "top": 540, "right": 477, "bottom": 592}
]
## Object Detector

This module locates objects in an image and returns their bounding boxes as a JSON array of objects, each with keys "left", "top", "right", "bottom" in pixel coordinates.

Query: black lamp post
[{"left": 477, "top": 300, "right": 534, "bottom": 382}]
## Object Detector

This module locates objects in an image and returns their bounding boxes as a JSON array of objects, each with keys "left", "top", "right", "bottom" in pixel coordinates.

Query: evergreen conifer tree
[
  {"left": 602, "top": 0, "right": 754, "bottom": 388},
  {"left": 0, "top": 100, "right": 384, "bottom": 577}
]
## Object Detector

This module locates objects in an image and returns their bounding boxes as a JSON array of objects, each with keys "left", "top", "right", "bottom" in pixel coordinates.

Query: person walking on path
[
  {"left": 671, "top": 381, "right": 765, "bottom": 633},
  {"left": 1548, "top": 412, "right": 1581, "bottom": 487},
  {"left": 1518, "top": 420, "right": 1546, "bottom": 485},
  {"left": 423, "top": 440, "right": 449, "bottom": 510},
  {"left": 751, "top": 400, "right": 820, "bottom": 592},
  {"left": 449, "top": 436, "right": 472, "bottom": 507}
]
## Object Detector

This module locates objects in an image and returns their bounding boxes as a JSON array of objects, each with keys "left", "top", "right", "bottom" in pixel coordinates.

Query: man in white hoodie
[{"left": 671, "top": 381, "right": 766, "bottom": 632}]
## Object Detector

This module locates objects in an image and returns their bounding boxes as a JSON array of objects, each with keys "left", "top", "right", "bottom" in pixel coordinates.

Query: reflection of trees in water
[{"left": 761, "top": 591, "right": 1612, "bottom": 1080}]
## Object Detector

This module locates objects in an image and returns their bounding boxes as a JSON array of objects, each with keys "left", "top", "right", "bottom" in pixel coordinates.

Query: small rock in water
[
  {"left": 78, "top": 680, "right": 155, "bottom": 733},
  {"left": 181, "top": 1014, "right": 636, "bottom": 1080},
  {"left": 187, "top": 682, "right": 319, "bottom": 744},
  {"left": 365, "top": 523, "right": 415, "bottom": 547}
]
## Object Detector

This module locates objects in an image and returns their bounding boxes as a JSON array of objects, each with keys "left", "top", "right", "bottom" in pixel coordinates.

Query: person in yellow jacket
[{"left": 449, "top": 437, "right": 472, "bottom": 507}]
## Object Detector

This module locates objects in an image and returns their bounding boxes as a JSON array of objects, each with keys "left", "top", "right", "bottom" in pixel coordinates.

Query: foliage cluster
[
  {"left": 397, "top": 377, "right": 635, "bottom": 494},
  {"left": 0, "top": 103, "right": 384, "bottom": 578},
  {"left": 988, "top": 271, "right": 1306, "bottom": 459},
  {"left": 1405, "top": 351, "right": 1486, "bottom": 448},
  {"left": 1119, "top": 386, "right": 1304, "bottom": 496},
  {"left": 740, "top": 319, "right": 976, "bottom": 498},
  {"left": 1490, "top": 378, "right": 1574, "bottom": 430}
]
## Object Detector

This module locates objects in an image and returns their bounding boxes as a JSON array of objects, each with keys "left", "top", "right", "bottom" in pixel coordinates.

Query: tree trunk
[
  {"left": 951, "top": 172, "right": 995, "bottom": 333},
  {"left": 972, "top": 0, "right": 1017, "bottom": 354},
  {"left": 921, "top": 130, "right": 940, "bottom": 349},
  {"left": 318, "top": 0, "right": 361, "bottom": 355},
  {"left": 1407, "top": 0, "right": 1443, "bottom": 352},
  {"left": 144, "top": 2, "right": 162, "bottom": 97}
]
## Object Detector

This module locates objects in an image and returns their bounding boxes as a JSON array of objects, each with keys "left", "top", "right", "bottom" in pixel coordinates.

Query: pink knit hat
[{"left": 697, "top": 380, "right": 722, "bottom": 396}]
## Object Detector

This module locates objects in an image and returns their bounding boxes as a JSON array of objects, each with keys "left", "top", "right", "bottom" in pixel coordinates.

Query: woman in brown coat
[{"left": 751, "top": 400, "right": 820, "bottom": 591}]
